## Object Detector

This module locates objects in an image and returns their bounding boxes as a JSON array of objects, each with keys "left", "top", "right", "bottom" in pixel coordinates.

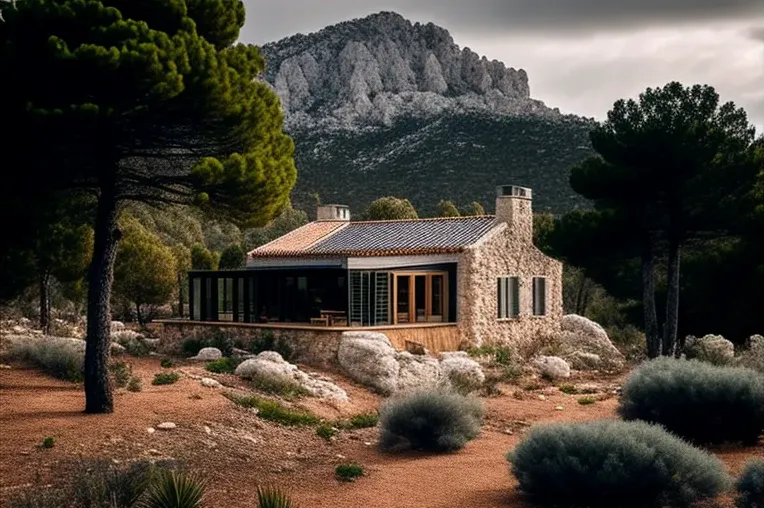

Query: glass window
[
  {"left": 533, "top": 277, "right": 547, "bottom": 316},
  {"left": 498, "top": 276, "right": 520, "bottom": 319},
  {"left": 431, "top": 275, "right": 443, "bottom": 317}
]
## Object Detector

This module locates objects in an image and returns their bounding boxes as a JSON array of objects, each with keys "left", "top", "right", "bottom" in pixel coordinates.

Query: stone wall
[
  {"left": 158, "top": 322, "right": 343, "bottom": 369},
  {"left": 457, "top": 222, "right": 563, "bottom": 349}
]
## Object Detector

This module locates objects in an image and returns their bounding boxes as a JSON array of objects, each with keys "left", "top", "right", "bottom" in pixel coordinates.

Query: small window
[
  {"left": 336, "top": 208, "right": 341, "bottom": 218},
  {"left": 533, "top": 277, "right": 547, "bottom": 316},
  {"left": 497, "top": 276, "right": 520, "bottom": 319}
]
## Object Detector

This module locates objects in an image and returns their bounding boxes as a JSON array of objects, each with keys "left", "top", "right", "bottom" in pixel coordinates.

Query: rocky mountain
[{"left": 260, "top": 12, "right": 595, "bottom": 215}]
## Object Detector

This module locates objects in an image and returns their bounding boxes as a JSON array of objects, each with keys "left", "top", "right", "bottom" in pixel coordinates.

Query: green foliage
[
  {"left": 736, "top": 460, "right": 764, "bottom": 508},
  {"left": 343, "top": 413, "right": 379, "bottom": 430},
  {"left": 152, "top": 372, "right": 180, "bottom": 386},
  {"left": 316, "top": 424, "right": 337, "bottom": 440},
  {"left": 71, "top": 460, "right": 157, "bottom": 508},
  {"left": 127, "top": 376, "right": 143, "bottom": 392},
  {"left": 256, "top": 486, "right": 299, "bottom": 508},
  {"left": 619, "top": 358, "right": 764, "bottom": 444},
  {"left": 379, "top": 391, "right": 483, "bottom": 452},
  {"left": 113, "top": 217, "right": 177, "bottom": 323},
  {"left": 190, "top": 244, "right": 218, "bottom": 271},
  {"left": 161, "top": 359, "right": 176, "bottom": 369},
  {"left": 435, "top": 199, "right": 460, "bottom": 217},
  {"left": 243, "top": 204, "right": 309, "bottom": 250},
  {"left": 577, "top": 396, "right": 596, "bottom": 405},
  {"left": 462, "top": 201, "right": 485, "bottom": 216},
  {"left": 205, "top": 357, "right": 240, "bottom": 374},
  {"left": 224, "top": 393, "right": 319, "bottom": 426},
  {"left": 363, "top": 196, "right": 419, "bottom": 221},
  {"left": 141, "top": 469, "right": 205, "bottom": 508},
  {"left": 182, "top": 330, "right": 234, "bottom": 357},
  {"left": 248, "top": 375, "right": 309, "bottom": 398},
  {"left": 559, "top": 384, "right": 578, "bottom": 395},
  {"left": 41, "top": 436, "right": 55, "bottom": 449},
  {"left": 4, "top": 337, "right": 84, "bottom": 382},
  {"left": 248, "top": 331, "right": 295, "bottom": 362},
  {"left": 218, "top": 244, "right": 246, "bottom": 270},
  {"left": 509, "top": 419, "right": 731, "bottom": 508},
  {"left": 335, "top": 463, "right": 364, "bottom": 482},
  {"left": 109, "top": 362, "right": 133, "bottom": 388}
]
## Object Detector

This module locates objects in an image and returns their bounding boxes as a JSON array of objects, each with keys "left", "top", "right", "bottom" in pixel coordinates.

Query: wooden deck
[{"left": 155, "top": 320, "right": 463, "bottom": 353}]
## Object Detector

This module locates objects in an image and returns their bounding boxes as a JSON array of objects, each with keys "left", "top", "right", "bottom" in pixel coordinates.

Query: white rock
[
  {"left": 200, "top": 378, "right": 222, "bottom": 389},
  {"left": 538, "top": 395, "right": 546, "bottom": 401},
  {"left": 110, "top": 321, "right": 126, "bottom": 332},
  {"left": 395, "top": 351, "right": 441, "bottom": 393},
  {"left": 157, "top": 422, "right": 176, "bottom": 430},
  {"left": 204, "top": 426, "right": 212, "bottom": 434},
  {"left": 558, "top": 315, "right": 625, "bottom": 369},
  {"left": 337, "top": 332, "right": 400, "bottom": 395},
  {"left": 190, "top": 348, "right": 223, "bottom": 361},
  {"left": 533, "top": 356, "right": 571, "bottom": 380},
  {"left": 555, "top": 405, "right": 564, "bottom": 411},
  {"left": 0, "top": 364, "right": 11, "bottom": 370},
  {"left": 110, "top": 342, "right": 126, "bottom": 355},
  {"left": 439, "top": 355, "right": 485, "bottom": 393},
  {"left": 566, "top": 351, "right": 602, "bottom": 371},
  {"left": 685, "top": 334, "right": 735, "bottom": 364},
  {"left": 147, "top": 427, "right": 156, "bottom": 434},
  {"left": 236, "top": 352, "right": 348, "bottom": 401}
]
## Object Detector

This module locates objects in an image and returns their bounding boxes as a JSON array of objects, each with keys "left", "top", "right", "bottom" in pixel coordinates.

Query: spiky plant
[
  {"left": 256, "top": 486, "right": 299, "bottom": 508},
  {"left": 141, "top": 470, "right": 205, "bottom": 508}
]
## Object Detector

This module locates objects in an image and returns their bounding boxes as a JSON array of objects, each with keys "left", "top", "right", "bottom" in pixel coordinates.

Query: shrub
[
  {"left": 127, "top": 376, "right": 143, "bottom": 392},
  {"left": 684, "top": 334, "right": 735, "bottom": 366},
  {"left": 508, "top": 419, "right": 731, "bottom": 508},
  {"left": 71, "top": 459, "right": 155, "bottom": 508},
  {"left": 316, "top": 424, "right": 337, "bottom": 440},
  {"left": 335, "top": 463, "right": 364, "bottom": 482},
  {"left": 249, "top": 376, "right": 309, "bottom": 398},
  {"left": 114, "top": 332, "right": 151, "bottom": 357},
  {"left": 41, "top": 436, "right": 55, "bottom": 448},
  {"left": 205, "top": 357, "right": 240, "bottom": 374},
  {"left": 152, "top": 372, "right": 180, "bottom": 386},
  {"left": 738, "top": 347, "right": 764, "bottom": 374},
  {"left": 379, "top": 391, "right": 483, "bottom": 452},
  {"left": 559, "top": 384, "right": 577, "bottom": 394},
  {"left": 5, "top": 337, "right": 84, "bottom": 382},
  {"left": 109, "top": 361, "right": 133, "bottom": 388},
  {"left": 160, "top": 359, "right": 175, "bottom": 369},
  {"left": 224, "top": 393, "right": 319, "bottom": 426},
  {"left": 250, "top": 331, "right": 294, "bottom": 361},
  {"left": 256, "top": 486, "right": 299, "bottom": 508},
  {"left": 182, "top": 330, "right": 233, "bottom": 358},
  {"left": 142, "top": 469, "right": 205, "bottom": 508},
  {"left": 618, "top": 357, "right": 764, "bottom": 444},
  {"left": 6, "top": 486, "right": 66, "bottom": 508},
  {"left": 736, "top": 460, "right": 764, "bottom": 508},
  {"left": 577, "top": 396, "right": 596, "bottom": 405},
  {"left": 343, "top": 413, "right": 378, "bottom": 430}
]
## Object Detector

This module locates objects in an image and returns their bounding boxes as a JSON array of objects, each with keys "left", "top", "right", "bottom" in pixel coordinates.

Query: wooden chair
[
  {"left": 310, "top": 317, "right": 329, "bottom": 327},
  {"left": 330, "top": 316, "right": 348, "bottom": 327}
]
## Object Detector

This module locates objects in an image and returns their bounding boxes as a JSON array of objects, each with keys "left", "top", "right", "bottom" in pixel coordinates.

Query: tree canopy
[
  {"left": 363, "top": 197, "right": 419, "bottom": 221},
  {"left": 219, "top": 244, "right": 246, "bottom": 269},
  {"left": 0, "top": 0, "right": 296, "bottom": 412},
  {"left": 435, "top": 200, "right": 460, "bottom": 217}
]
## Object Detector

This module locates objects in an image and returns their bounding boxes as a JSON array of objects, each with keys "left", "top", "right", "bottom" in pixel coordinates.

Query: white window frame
[
  {"left": 532, "top": 276, "right": 548, "bottom": 316},
  {"left": 497, "top": 276, "right": 520, "bottom": 320}
]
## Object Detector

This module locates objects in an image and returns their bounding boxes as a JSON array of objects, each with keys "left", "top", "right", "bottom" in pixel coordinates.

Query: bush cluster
[
  {"left": 379, "top": 391, "right": 483, "bottom": 452},
  {"left": 182, "top": 330, "right": 233, "bottom": 357},
  {"left": 4, "top": 337, "right": 84, "bottom": 382},
  {"left": 736, "top": 460, "right": 764, "bottom": 508},
  {"left": 205, "top": 357, "right": 240, "bottom": 374},
  {"left": 509, "top": 419, "right": 731, "bottom": 508},
  {"left": 249, "top": 331, "right": 295, "bottom": 362},
  {"left": 152, "top": 372, "right": 180, "bottom": 386},
  {"left": 618, "top": 357, "right": 764, "bottom": 444},
  {"left": 224, "top": 393, "right": 319, "bottom": 426},
  {"left": 335, "top": 463, "right": 364, "bottom": 482},
  {"left": 109, "top": 361, "right": 133, "bottom": 388}
]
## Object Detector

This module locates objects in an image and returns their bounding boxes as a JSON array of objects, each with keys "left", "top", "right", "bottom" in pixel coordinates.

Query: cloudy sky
[{"left": 239, "top": 1, "right": 764, "bottom": 131}]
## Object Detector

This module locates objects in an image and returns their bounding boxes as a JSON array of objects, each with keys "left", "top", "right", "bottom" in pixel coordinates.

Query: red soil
[{"left": 0, "top": 357, "right": 759, "bottom": 507}]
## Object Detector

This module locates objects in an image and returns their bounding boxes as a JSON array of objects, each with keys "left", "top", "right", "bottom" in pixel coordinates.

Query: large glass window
[{"left": 497, "top": 276, "right": 520, "bottom": 319}]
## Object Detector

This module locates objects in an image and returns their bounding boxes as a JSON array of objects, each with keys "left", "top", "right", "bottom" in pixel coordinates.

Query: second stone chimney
[
  {"left": 316, "top": 204, "right": 351, "bottom": 222},
  {"left": 495, "top": 185, "right": 533, "bottom": 243}
]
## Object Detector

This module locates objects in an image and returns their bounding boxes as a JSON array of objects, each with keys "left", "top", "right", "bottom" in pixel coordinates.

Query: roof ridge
[{"left": 347, "top": 214, "right": 496, "bottom": 225}]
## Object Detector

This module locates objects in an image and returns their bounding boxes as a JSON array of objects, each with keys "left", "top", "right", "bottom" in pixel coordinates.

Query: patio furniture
[{"left": 310, "top": 317, "right": 329, "bottom": 326}]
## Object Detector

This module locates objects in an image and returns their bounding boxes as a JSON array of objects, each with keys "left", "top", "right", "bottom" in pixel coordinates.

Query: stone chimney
[
  {"left": 495, "top": 185, "right": 533, "bottom": 243},
  {"left": 316, "top": 204, "right": 351, "bottom": 222}
]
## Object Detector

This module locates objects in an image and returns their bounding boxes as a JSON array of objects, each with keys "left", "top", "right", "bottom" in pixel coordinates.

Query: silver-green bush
[
  {"left": 379, "top": 391, "right": 482, "bottom": 452},
  {"left": 3, "top": 337, "right": 84, "bottom": 381},
  {"left": 736, "top": 460, "right": 764, "bottom": 508},
  {"left": 509, "top": 419, "right": 731, "bottom": 508},
  {"left": 619, "top": 357, "right": 764, "bottom": 444}
]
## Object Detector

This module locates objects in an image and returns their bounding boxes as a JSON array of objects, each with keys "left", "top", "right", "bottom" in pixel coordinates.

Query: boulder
[
  {"left": 200, "top": 378, "right": 222, "bottom": 389},
  {"left": 439, "top": 355, "right": 485, "bottom": 393},
  {"left": 558, "top": 315, "right": 625, "bottom": 369},
  {"left": 190, "top": 347, "right": 223, "bottom": 361},
  {"left": 685, "top": 334, "right": 734, "bottom": 365},
  {"left": 110, "top": 321, "right": 126, "bottom": 332},
  {"left": 110, "top": 342, "right": 127, "bottom": 355},
  {"left": 533, "top": 356, "right": 571, "bottom": 380},
  {"left": 337, "top": 332, "right": 399, "bottom": 395},
  {"left": 111, "top": 330, "right": 144, "bottom": 343},
  {"left": 395, "top": 352, "right": 441, "bottom": 393},
  {"left": 236, "top": 352, "right": 348, "bottom": 401}
]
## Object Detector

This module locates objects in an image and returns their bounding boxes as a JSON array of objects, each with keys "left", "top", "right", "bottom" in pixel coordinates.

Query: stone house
[{"left": 179, "top": 185, "right": 562, "bottom": 353}]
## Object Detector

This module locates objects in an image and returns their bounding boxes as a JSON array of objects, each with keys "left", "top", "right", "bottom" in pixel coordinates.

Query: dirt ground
[{"left": 0, "top": 356, "right": 760, "bottom": 508}]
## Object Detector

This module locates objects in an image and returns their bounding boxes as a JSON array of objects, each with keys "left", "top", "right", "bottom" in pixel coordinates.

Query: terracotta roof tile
[
  {"left": 250, "top": 216, "right": 497, "bottom": 258},
  {"left": 249, "top": 221, "right": 347, "bottom": 256}
]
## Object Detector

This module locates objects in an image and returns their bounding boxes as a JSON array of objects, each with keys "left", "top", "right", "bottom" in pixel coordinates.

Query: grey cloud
[
  {"left": 749, "top": 26, "right": 764, "bottom": 42},
  {"left": 240, "top": 0, "right": 762, "bottom": 44}
]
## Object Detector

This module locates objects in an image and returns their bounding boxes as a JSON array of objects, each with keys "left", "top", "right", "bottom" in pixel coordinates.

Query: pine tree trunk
[
  {"left": 84, "top": 188, "right": 120, "bottom": 414},
  {"left": 39, "top": 269, "right": 51, "bottom": 335},
  {"left": 642, "top": 239, "right": 661, "bottom": 358},
  {"left": 663, "top": 238, "right": 682, "bottom": 357},
  {"left": 178, "top": 272, "right": 184, "bottom": 318},
  {"left": 135, "top": 302, "right": 143, "bottom": 326}
]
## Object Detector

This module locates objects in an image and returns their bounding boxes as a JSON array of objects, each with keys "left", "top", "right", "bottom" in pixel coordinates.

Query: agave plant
[
  {"left": 256, "top": 486, "right": 299, "bottom": 508},
  {"left": 141, "top": 470, "right": 205, "bottom": 508}
]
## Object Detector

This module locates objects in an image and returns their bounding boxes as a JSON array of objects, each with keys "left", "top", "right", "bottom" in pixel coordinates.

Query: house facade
[{"left": 184, "top": 185, "right": 562, "bottom": 352}]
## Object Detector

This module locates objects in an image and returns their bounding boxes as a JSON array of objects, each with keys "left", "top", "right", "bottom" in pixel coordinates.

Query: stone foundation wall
[
  {"left": 457, "top": 223, "right": 563, "bottom": 349},
  {"left": 158, "top": 322, "right": 343, "bottom": 369}
]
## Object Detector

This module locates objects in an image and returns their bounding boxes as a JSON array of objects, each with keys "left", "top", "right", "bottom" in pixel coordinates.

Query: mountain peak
[{"left": 261, "top": 11, "right": 559, "bottom": 131}]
